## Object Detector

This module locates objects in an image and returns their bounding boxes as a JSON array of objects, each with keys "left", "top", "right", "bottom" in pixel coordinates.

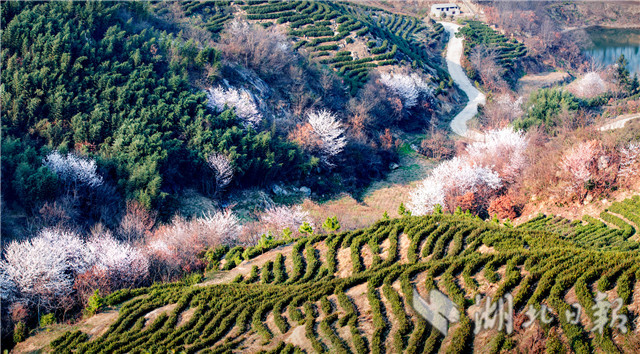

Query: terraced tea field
[
  {"left": 173, "top": 0, "right": 448, "bottom": 94},
  {"left": 48, "top": 197, "right": 640, "bottom": 353}
]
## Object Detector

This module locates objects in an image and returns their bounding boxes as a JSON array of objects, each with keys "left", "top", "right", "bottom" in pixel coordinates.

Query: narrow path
[
  {"left": 439, "top": 22, "right": 486, "bottom": 139},
  {"left": 598, "top": 112, "right": 640, "bottom": 131}
]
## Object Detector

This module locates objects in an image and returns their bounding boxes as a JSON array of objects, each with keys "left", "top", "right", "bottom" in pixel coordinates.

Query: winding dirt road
[{"left": 440, "top": 22, "right": 486, "bottom": 139}]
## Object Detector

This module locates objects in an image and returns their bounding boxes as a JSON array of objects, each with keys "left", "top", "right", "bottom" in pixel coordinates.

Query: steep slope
[{"left": 45, "top": 196, "right": 640, "bottom": 353}]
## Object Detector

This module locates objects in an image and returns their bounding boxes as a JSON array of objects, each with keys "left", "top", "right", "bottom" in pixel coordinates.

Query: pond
[{"left": 582, "top": 26, "right": 640, "bottom": 75}]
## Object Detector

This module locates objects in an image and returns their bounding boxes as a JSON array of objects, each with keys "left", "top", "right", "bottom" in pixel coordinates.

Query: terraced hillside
[
  {"left": 44, "top": 196, "right": 640, "bottom": 353},
  {"left": 171, "top": 1, "right": 448, "bottom": 94},
  {"left": 458, "top": 20, "right": 528, "bottom": 86}
]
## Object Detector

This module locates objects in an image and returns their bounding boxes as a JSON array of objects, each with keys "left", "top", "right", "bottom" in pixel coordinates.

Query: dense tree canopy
[{"left": 1, "top": 1, "right": 305, "bottom": 210}]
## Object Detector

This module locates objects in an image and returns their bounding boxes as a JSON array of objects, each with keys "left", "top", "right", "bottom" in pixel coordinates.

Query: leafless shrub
[
  {"left": 481, "top": 94, "right": 524, "bottom": 129},
  {"left": 146, "top": 210, "right": 241, "bottom": 280},
  {"left": 469, "top": 45, "right": 508, "bottom": 92},
  {"left": 218, "top": 19, "right": 294, "bottom": 80},
  {"left": 116, "top": 201, "right": 156, "bottom": 244}
]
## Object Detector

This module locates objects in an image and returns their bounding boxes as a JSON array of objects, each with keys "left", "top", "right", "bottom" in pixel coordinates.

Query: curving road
[{"left": 439, "top": 22, "right": 486, "bottom": 139}]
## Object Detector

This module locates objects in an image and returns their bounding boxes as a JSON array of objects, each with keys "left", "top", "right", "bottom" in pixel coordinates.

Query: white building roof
[{"left": 432, "top": 3, "right": 459, "bottom": 8}]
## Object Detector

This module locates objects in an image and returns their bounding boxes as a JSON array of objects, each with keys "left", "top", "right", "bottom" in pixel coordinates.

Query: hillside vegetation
[
  {"left": 177, "top": 0, "right": 449, "bottom": 93},
  {"left": 45, "top": 196, "right": 640, "bottom": 353}
]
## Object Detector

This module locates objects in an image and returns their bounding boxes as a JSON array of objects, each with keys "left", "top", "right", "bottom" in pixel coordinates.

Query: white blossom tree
[
  {"left": 259, "top": 205, "right": 312, "bottom": 237},
  {"left": 0, "top": 266, "right": 16, "bottom": 305},
  {"left": 408, "top": 157, "right": 502, "bottom": 215},
  {"left": 572, "top": 72, "right": 607, "bottom": 98},
  {"left": 379, "top": 72, "right": 433, "bottom": 109},
  {"left": 466, "top": 127, "right": 528, "bottom": 185},
  {"left": 207, "top": 152, "right": 235, "bottom": 193},
  {"left": 42, "top": 151, "right": 103, "bottom": 189},
  {"left": 86, "top": 235, "right": 149, "bottom": 288},
  {"left": 206, "top": 86, "right": 263, "bottom": 128},
  {"left": 618, "top": 141, "right": 640, "bottom": 179},
  {"left": 199, "top": 210, "right": 242, "bottom": 246},
  {"left": 0, "top": 229, "right": 91, "bottom": 311},
  {"left": 409, "top": 127, "right": 527, "bottom": 215},
  {"left": 307, "top": 109, "right": 347, "bottom": 167}
]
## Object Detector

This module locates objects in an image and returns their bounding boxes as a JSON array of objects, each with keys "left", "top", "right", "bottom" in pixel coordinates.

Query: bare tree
[
  {"left": 116, "top": 201, "right": 156, "bottom": 243},
  {"left": 482, "top": 94, "right": 524, "bottom": 129},
  {"left": 218, "top": 19, "right": 294, "bottom": 80},
  {"left": 469, "top": 45, "right": 508, "bottom": 91}
]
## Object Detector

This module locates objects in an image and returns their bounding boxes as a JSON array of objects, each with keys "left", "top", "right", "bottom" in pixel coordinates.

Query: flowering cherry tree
[
  {"left": 1, "top": 228, "right": 151, "bottom": 311},
  {"left": 559, "top": 140, "right": 599, "bottom": 194},
  {"left": 409, "top": 127, "right": 527, "bottom": 216},
  {"left": 147, "top": 210, "right": 241, "bottom": 279},
  {"left": 207, "top": 152, "right": 235, "bottom": 193},
  {"left": 0, "top": 229, "right": 91, "bottom": 310},
  {"left": 307, "top": 109, "right": 347, "bottom": 167},
  {"left": 87, "top": 235, "right": 149, "bottom": 288},
  {"left": 409, "top": 157, "right": 502, "bottom": 215},
  {"left": 466, "top": 127, "right": 528, "bottom": 185},
  {"left": 42, "top": 151, "right": 103, "bottom": 189},
  {"left": 260, "top": 205, "right": 312, "bottom": 237},
  {"left": 379, "top": 72, "right": 433, "bottom": 109},
  {"left": 619, "top": 141, "right": 640, "bottom": 179},
  {"left": 572, "top": 72, "right": 607, "bottom": 98},
  {"left": 206, "top": 86, "right": 263, "bottom": 128}
]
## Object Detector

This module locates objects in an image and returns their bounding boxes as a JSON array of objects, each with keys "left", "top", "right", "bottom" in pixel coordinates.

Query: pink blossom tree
[
  {"left": 146, "top": 210, "right": 241, "bottom": 280},
  {"left": 259, "top": 205, "right": 312, "bottom": 238},
  {"left": 559, "top": 140, "right": 601, "bottom": 201}
]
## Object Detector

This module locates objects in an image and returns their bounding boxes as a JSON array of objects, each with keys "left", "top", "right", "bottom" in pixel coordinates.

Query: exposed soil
[{"left": 200, "top": 244, "right": 294, "bottom": 286}]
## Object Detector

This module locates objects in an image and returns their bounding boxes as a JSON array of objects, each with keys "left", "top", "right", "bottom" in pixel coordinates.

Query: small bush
[
  {"left": 40, "top": 313, "right": 56, "bottom": 327},
  {"left": 13, "top": 322, "right": 27, "bottom": 343},
  {"left": 84, "top": 289, "right": 104, "bottom": 317}
]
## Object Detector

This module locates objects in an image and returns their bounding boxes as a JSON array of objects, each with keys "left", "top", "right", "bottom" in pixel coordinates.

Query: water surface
[{"left": 583, "top": 26, "right": 640, "bottom": 75}]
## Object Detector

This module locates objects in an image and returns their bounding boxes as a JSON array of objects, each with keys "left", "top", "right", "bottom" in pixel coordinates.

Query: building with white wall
[{"left": 431, "top": 3, "right": 461, "bottom": 17}]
